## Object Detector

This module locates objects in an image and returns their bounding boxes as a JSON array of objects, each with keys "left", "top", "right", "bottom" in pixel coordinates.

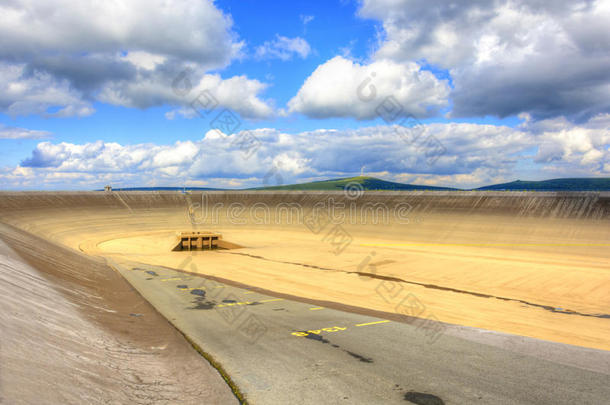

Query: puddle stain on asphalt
[
  {"left": 190, "top": 299, "right": 216, "bottom": 310},
  {"left": 404, "top": 391, "right": 445, "bottom": 405},
  {"left": 184, "top": 289, "right": 217, "bottom": 310},
  {"left": 298, "top": 331, "right": 374, "bottom": 363},
  {"left": 345, "top": 351, "right": 373, "bottom": 363},
  {"left": 302, "top": 332, "right": 330, "bottom": 344}
]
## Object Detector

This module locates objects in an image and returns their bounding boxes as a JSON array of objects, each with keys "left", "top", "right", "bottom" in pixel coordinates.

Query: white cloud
[
  {"left": 255, "top": 35, "right": 312, "bottom": 61},
  {"left": 287, "top": 56, "right": 449, "bottom": 119},
  {"left": 6, "top": 116, "right": 607, "bottom": 189},
  {"left": 0, "top": 0, "right": 275, "bottom": 118},
  {"left": 0, "top": 62, "right": 94, "bottom": 117},
  {"left": 529, "top": 114, "right": 610, "bottom": 172},
  {"left": 94, "top": 67, "right": 273, "bottom": 119},
  {"left": 151, "top": 141, "right": 199, "bottom": 168},
  {"left": 121, "top": 52, "right": 167, "bottom": 71},
  {"left": 0, "top": 0, "right": 239, "bottom": 65},
  {"left": 165, "top": 107, "right": 199, "bottom": 120},
  {"left": 358, "top": 0, "right": 610, "bottom": 120},
  {"left": 108, "top": 71, "right": 273, "bottom": 119},
  {"left": 0, "top": 124, "right": 51, "bottom": 139}
]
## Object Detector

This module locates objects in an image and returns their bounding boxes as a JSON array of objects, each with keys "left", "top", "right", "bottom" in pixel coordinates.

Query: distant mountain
[
  {"left": 97, "top": 186, "right": 221, "bottom": 191},
  {"left": 250, "top": 176, "right": 456, "bottom": 191},
  {"left": 96, "top": 177, "right": 610, "bottom": 192},
  {"left": 475, "top": 178, "right": 610, "bottom": 191}
]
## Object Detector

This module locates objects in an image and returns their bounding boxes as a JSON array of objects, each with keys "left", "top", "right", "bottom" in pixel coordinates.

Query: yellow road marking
[
  {"left": 244, "top": 291, "right": 256, "bottom": 294},
  {"left": 309, "top": 307, "right": 324, "bottom": 310},
  {"left": 216, "top": 298, "right": 283, "bottom": 308},
  {"left": 355, "top": 320, "right": 390, "bottom": 327},
  {"left": 259, "top": 298, "right": 283, "bottom": 303},
  {"left": 291, "top": 326, "right": 347, "bottom": 337},
  {"left": 160, "top": 277, "right": 184, "bottom": 282},
  {"left": 217, "top": 301, "right": 253, "bottom": 308}
]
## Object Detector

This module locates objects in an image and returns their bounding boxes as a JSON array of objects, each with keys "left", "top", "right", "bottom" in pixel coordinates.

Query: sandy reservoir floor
[{"left": 1, "top": 191, "right": 609, "bottom": 353}]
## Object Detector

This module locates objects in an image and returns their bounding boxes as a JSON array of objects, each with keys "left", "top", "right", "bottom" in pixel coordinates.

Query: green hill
[
  {"left": 96, "top": 186, "right": 220, "bottom": 191},
  {"left": 475, "top": 178, "right": 610, "bottom": 191},
  {"left": 96, "top": 177, "right": 610, "bottom": 192},
  {"left": 251, "top": 176, "right": 456, "bottom": 191}
]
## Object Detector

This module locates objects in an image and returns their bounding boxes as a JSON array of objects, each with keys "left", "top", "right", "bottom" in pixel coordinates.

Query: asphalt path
[{"left": 109, "top": 258, "right": 610, "bottom": 405}]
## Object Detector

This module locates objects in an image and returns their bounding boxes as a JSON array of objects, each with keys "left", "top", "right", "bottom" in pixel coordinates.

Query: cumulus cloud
[
  {"left": 255, "top": 35, "right": 312, "bottom": 61},
  {"left": 358, "top": 0, "right": 610, "bottom": 121},
  {"left": 0, "top": 124, "right": 51, "bottom": 140},
  {"left": 287, "top": 56, "right": 450, "bottom": 119},
  {"left": 0, "top": 0, "right": 239, "bottom": 64},
  {"left": 526, "top": 114, "right": 610, "bottom": 174},
  {"left": 0, "top": 0, "right": 273, "bottom": 118},
  {"left": 0, "top": 62, "right": 94, "bottom": 117},
  {"left": 109, "top": 71, "right": 273, "bottom": 119},
  {"left": 8, "top": 115, "right": 607, "bottom": 189}
]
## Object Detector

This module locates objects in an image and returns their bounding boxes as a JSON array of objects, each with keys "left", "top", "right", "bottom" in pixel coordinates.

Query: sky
[{"left": 0, "top": 0, "right": 609, "bottom": 190}]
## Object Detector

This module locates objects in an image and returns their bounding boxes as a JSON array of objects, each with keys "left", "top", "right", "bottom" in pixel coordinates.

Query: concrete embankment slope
[
  {"left": 0, "top": 222, "right": 238, "bottom": 404},
  {"left": 1, "top": 190, "right": 609, "bottom": 219}
]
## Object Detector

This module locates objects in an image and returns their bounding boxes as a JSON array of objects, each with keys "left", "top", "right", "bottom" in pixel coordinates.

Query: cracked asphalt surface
[{"left": 112, "top": 258, "right": 610, "bottom": 405}]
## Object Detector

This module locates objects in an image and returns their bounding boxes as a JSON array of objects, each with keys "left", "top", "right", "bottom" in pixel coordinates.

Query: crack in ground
[{"left": 221, "top": 251, "right": 610, "bottom": 319}]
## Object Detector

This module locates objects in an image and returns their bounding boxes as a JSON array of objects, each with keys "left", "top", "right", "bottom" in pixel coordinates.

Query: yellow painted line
[
  {"left": 244, "top": 291, "right": 256, "bottom": 295},
  {"left": 217, "top": 298, "right": 283, "bottom": 308},
  {"left": 213, "top": 285, "right": 225, "bottom": 289},
  {"left": 309, "top": 307, "right": 324, "bottom": 310},
  {"left": 355, "top": 320, "right": 391, "bottom": 327},
  {"left": 160, "top": 277, "right": 184, "bottom": 282},
  {"left": 360, "top": 242, "right": 610, "bottom": 247},
  {"left": 179, "top": 287, "right": 206, "bottom": 291},
  {"left": 259, "top": 298, "right": 283, "bottom": 303},
  {"left": 291, "top": 326, "right": 347, "bottom": 337},
  {"left": 217, "top": 301, "right": 253, "bottom": 308}
]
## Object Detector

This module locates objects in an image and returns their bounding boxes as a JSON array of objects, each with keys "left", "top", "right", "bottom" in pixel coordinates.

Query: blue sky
[{"left": 0, "top": 0, "right": 609, "bottom": 189}]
